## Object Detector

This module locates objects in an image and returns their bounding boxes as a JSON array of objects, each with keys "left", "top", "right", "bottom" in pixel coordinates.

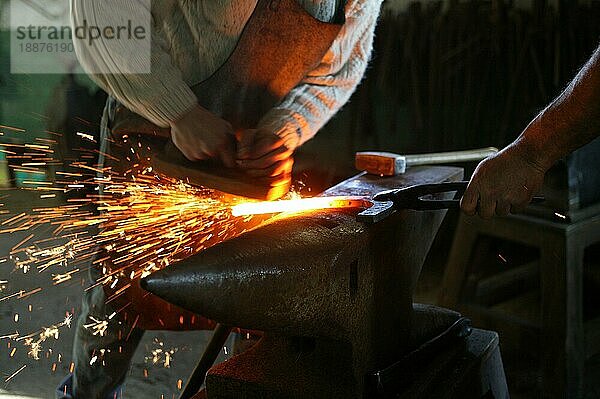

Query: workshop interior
[{"left": 1, "top": 0, "right": 600, "bottom": 398}]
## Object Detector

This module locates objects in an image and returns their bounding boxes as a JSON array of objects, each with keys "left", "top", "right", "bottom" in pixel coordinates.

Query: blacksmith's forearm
[{"left": 518, "top": 44, "right": 600, "bottom": 169}]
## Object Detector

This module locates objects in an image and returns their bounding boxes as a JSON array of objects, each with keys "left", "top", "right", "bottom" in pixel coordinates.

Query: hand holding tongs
[{"left": 356, "top": 181, "right": 544, "bottom": 223}]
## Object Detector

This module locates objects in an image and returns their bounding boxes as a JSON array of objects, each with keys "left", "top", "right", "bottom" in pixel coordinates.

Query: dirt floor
[{"left": 0, "top": 190, "right": 231, "bottom": 399}]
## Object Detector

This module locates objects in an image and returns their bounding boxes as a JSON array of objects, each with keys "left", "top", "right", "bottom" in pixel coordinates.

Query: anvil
[{"left": 142, "top": 166, "right": 463, "bottom": 398}]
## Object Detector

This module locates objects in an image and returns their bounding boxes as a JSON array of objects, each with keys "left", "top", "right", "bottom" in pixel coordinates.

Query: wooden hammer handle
[
  {"left": 405, "top": 147, "right": 498, "bottom": 167},
  {"left": 356, "top": 147, "right": 498, "bottom": 176}
]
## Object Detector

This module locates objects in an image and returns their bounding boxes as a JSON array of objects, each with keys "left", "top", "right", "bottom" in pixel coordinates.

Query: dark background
[
  {"left": 300, "top": 0, "right": 600, "bottom": 189},
  {"left": 1, "top": 1, "right": 600, "bottom": 398}
]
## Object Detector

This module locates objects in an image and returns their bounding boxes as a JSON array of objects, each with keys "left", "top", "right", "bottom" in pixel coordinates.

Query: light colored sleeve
[
  {"left": 70, "top": 0, "right": 197, "bottom": 127},
  {"left": 257, "top": 0, "right": 383, "bottom": 150}
]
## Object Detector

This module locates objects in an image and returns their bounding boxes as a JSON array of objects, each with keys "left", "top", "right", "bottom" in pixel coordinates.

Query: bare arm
[
  {"left": 520, "top": 45, "right": 600, "bottom": 169},
  {"left": 462, "top": 44, "right": 600, "bottom": 218}
]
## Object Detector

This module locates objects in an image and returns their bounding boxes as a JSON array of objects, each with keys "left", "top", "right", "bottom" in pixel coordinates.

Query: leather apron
[{"left": 99, "top": 0, "right": 344, "bottom": 331}]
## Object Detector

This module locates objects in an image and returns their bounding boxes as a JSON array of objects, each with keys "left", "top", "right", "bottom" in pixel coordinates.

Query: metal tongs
[{"left": 356, "top": 181, "right": 544, "bottom": 223}]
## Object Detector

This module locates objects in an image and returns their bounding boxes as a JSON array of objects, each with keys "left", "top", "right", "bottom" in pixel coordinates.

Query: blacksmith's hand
[
  {"left": 236, "top": 129, "right": 294, "bottom": 187},
  {"left": 461, "top": 141, "right": 546, "bottom": 219},
  {"left": 169, "top": 104, "right": 236, "bottom": 167}
]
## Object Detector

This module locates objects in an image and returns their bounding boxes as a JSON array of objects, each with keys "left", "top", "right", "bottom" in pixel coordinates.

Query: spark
[
  {"left": 554, "top": 212, "right": 567, "bottom": 220},
  {"left": 24, "top": 144, "right": 50, "bottom": 151},
  {"left": 25, "top": 339, "right": 42, "bottom": 360},
  {"left": 145, "top": 338, "right": 179, "bottom": 369},
  {"left": 4, "top": 365, "right": 27, "bottom": 383},
  {"left": 0, "top": 136, "right": 317, "bottom": 381},
  {"left": 2, "top": 314, "right": 73, "bottom": 361},
  {"left": 77, "top": 132, "right": 96, "bottom": 142},
  {"left": 11, "top": 233, "right": 34, "bottom": 253},
  {"left": 4, "top": 167, "right": 269, "bottom": 304},
  {"left": 52, "top": 269, "right": 80, "bottom": 285},
  {"left": 83, "top": 317, "right": 109, "bottom": 337},
  {"left": 125, "top": 315, "right": 139, "bottom": 341},
  {"left": 0, "top": 124, "right": 26, "bottom": 132},
  {"left": 19, "top": 287, "right": 43, "bottom": 299},
  {"left": 63, "top": 313, "right": 73, "bottom": 328},
  {"left": 0, "top": 291, "right": 23, "bottom": 302},
  {"left": 40, "top": 325, "right": 60, "bottom": 340}
]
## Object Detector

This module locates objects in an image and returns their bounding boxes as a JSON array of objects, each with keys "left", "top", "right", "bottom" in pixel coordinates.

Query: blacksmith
[{"left": 57, "top": 0, "right": 383, "bottom": 398}]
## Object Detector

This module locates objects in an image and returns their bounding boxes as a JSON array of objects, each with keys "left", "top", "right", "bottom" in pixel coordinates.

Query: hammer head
[{"left": 355, "top": 152, "right": 406, "bottom": 176}]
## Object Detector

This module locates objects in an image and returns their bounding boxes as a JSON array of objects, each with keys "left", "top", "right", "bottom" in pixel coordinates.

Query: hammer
[{"left": 355, "top": 147, "right": 498, "bottom": 176}]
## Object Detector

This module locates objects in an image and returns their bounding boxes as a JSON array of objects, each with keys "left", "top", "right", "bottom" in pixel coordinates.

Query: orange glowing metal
[{"left": 230, "top": 196, "right": 370, "bottom": 217}]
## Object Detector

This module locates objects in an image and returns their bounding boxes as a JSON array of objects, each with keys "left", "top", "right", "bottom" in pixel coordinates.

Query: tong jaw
[{"left": 357, "top": 181, "right": 468, "bottom": 224}]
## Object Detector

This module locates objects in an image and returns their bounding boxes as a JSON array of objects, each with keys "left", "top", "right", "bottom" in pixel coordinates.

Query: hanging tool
[{"left": 355, "top": 147, "right": 498, "bottom": 176}]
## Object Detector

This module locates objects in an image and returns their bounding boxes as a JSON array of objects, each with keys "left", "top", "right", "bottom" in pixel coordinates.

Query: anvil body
[{"left": 143, "top": 166, "right": 463, "bottom": 398}]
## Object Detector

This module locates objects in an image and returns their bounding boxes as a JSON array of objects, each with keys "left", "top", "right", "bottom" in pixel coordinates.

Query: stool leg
[
  {"left": 439, "top": 215, "right": 480, "bottom": 308},
  {"left": 540, "top": 236, "right": 584, "bottom": 398}
]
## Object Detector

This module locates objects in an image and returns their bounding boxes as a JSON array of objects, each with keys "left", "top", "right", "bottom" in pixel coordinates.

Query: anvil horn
[{"left": 141, "top": 213, "right": 361, "bottom": 339}]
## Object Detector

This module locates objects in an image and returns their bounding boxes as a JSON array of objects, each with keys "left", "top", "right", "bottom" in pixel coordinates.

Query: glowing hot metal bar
[{"left": 231, "top": 196, "right": 370, "bottom": 217}]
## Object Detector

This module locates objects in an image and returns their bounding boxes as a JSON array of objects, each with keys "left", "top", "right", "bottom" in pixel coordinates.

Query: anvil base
[
  {"left": 206, "top": 334, "right": 355, "bottom": 398},
  {"left": 393, "top": 328, "right": 508, "bottom": 399},
  {"left": 195, "top": 327, "right": 507, "bottom": 399}
]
